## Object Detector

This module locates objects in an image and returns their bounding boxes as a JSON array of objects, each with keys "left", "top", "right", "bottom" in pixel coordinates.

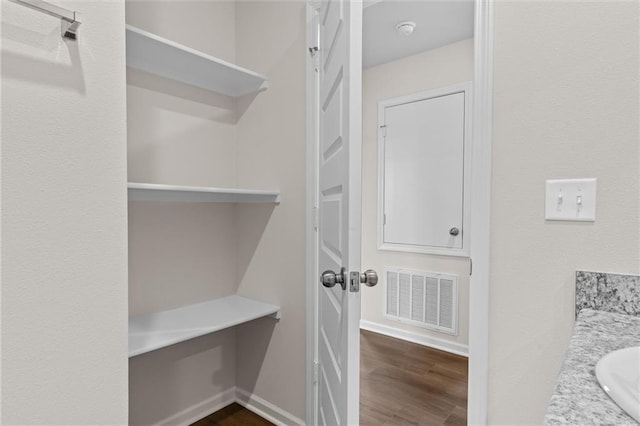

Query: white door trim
[
  {"left": 468, "top": 0, "right": 494, "bottom": 424},
  {"left": 305, "top": 3, "right": 319, "bottom": 425},
  {"left": 305, "top": 0, "right": 494, "bottom": 424}
]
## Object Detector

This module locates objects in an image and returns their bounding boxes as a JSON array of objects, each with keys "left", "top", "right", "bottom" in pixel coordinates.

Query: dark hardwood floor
[
  {"left": 192, "top": 330, "right": 468, "bottom": 425},
  {"left": 192, "top": 403, "right": 274, "bottom": 426},
  {"left": 360, "top": 329, "right": 468, "bottom": 426}
]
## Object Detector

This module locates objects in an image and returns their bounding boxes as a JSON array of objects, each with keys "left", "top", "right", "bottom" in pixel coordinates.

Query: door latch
[
  {"left": 350, "top": 271, "right": 359, "bottom": 292},
  {"left": 349, "top": 270, "right": 378, "bottom": 292}
]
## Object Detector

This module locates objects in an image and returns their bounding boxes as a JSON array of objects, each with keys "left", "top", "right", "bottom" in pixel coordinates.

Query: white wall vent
[{"left": 384, "top": 268, "right": 458, "bottom": 335}]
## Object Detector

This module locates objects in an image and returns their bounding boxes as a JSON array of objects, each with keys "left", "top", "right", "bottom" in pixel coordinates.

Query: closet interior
[{"left": 125, "top": 2, "right": 306, "bottom": 424}]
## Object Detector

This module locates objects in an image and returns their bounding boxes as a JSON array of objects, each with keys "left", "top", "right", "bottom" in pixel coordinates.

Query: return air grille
[{"left": 384, "top": 268, "right": 458, "bottom": 335}]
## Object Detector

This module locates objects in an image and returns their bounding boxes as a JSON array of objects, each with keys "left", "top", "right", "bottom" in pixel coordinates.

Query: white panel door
[
  {"left": 315, "top": 0, "right": 362, "bottom": 425},
  {"left": 382, "top": 89, "right": 467, "bottom": 251}
]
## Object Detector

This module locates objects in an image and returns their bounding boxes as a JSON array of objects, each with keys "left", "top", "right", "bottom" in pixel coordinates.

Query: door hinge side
[
  {"left": 313, "top": 361, "right": 320, "bottom": 383},
  {"left": 383, "top": 213, "right": 386, "bottom": 225},
  {"left": 308, "top": 46, "right": 320, "bottom": 72},
  {"left": 313, "top": 206, "right": 319, "bottom": 231},
  {"left": 309, "top": 0, "right": 322, "bottom": 12},
  {"left": 380, "top": 124, "right": 387, "bottom": 137},
  {"left": 470, "top": 258, "right": 473, "bottom": 276}
]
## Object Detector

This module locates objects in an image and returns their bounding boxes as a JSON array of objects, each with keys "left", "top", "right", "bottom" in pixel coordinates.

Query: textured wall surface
[
  {"left": 361, "top": 39, "right": 473, "bottom": 351},
  {"left": 1, "top": 0, "right": 129, "bottom": 423},
  {"left": 489, "top": 2, "right": 640, "bottom": 423}
]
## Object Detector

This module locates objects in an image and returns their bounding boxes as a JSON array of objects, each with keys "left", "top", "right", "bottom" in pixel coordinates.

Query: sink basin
[{"left": 595, "top": 346, "right": 640, "bottom": 423}]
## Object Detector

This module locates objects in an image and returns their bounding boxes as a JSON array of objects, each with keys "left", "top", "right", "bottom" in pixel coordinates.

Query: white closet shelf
[
  {"left": 129, "top": 295, "right": 281, "bottom": 357},
  {"left": 125, "top": 25, "right": 268, "bottom": 97},
  {"left": 128, "top": 183, "right": 281, "bottom": 204}
]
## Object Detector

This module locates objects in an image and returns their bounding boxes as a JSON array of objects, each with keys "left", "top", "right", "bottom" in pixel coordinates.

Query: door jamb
[
  {"left": 305, "top": 3, "right": 320, "bottom": 426},
  {"left": 467, "top": 0, "right": 494, "bottom": 423},
  {"left": 305, "top": 1, "right": 494, "bottom": 424}
]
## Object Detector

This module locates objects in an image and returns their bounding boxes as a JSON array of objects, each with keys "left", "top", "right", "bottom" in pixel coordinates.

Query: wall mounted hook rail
[{"left": 10, "top": 0, "right": 81, "bottom": 40}]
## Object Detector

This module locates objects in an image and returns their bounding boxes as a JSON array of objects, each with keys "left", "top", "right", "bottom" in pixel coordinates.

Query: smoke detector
[{"left": 395, "top": 21, "right": 416, "bottom": 37}]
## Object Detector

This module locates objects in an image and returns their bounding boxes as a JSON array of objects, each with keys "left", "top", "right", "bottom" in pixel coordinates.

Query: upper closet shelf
[
  {"left": 125, "top": 25, "right": 268, "bottom": 97},
  {"left": 128, "top": 183, "right": 281, "bottom": 204},
  {"left": 129, "top": 295, "right": 281, "bottom": 357}
]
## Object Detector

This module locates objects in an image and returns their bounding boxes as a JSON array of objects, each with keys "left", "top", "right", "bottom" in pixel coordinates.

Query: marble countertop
[{"left": 545, "top": 309, "right": 640, "bottom": 425}]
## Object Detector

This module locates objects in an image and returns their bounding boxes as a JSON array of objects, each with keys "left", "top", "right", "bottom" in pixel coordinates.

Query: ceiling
[{"left": 363, "top": 0, "right": 474, "bottom": 69}]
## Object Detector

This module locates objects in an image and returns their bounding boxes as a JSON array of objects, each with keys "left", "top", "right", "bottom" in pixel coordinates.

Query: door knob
[
  {"left": 449, "top": 227, "right": 460, "bottom": 236},
  {"left": 360, "top": 269, "right": 378, "bottom": 287},
  {"left": 321, "top": 267, "right": 346, "bottom": 290}
]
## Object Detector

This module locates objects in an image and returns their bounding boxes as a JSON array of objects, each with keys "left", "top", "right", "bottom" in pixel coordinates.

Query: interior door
[{"left": 314, "top": 0, "right": 363, "bottom": 424}]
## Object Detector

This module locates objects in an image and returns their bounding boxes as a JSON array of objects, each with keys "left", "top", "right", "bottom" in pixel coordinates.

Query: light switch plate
[{"left": 545, "top": 178, "right": 596, "bottom": 221}]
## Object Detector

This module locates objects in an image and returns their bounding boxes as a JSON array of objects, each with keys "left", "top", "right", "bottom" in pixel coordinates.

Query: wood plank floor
[
  {"left": 192, "top": 403, "right": 274, "bottom": 426},
  {"left": 360, "top": 330, "right": 468, "bottom": 425},
  {"left": 192, "top": 330, "right": 467, "bottom": 425}
]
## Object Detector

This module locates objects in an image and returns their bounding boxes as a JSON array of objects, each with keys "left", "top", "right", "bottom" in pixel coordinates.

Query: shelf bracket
[
  {"left": 269, "top": 310, "right": 282, "bottom": 320},
  {"left": 11, "top": 0, "right": 81, "bottom": 40}
]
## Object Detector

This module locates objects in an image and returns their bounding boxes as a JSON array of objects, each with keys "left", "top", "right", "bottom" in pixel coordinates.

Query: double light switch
[{"left": 545, "top": 178, "right": 597, "bottom": 222}]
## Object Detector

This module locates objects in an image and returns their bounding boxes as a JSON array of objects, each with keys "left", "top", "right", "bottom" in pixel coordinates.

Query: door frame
[
  {"left": 467, "top": 0, "right": 494, "bottom": 423},
  {"left": 305, "top": 3, "right": 320, "bottom": 424},
  {"left": 305, "top": 0, "right": 494, "bottom": 424}
]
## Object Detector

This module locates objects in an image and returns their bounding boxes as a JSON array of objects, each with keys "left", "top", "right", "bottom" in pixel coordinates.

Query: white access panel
[{"left": 380, "top": 86, "right": 469, "bottom": 254}]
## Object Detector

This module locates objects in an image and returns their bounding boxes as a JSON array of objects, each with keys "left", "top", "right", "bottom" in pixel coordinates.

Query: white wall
[
  {"left": 1, "top": 0, "right": 129, "bottom": 423},
  {"left": 361, "top": 39, "right": 473, "bottom": 352},
  {"left": 126, "top": 2, "right": 240, "bottom": 424},
  {"left": 234, "top": 0, "right": 307, "bottom": 421},
  {"left": 489, "top": 2, "right": 640, "bottom": 423},
  {"left": 126, "top": 0, "right": 237, "bottom": 190}
]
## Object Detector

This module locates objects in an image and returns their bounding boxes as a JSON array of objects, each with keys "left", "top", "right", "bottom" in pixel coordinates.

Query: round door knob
[
  {"left": 320, "top": 267, "right": 346, "bottom": 290},
  {"left": 360, "top": 269, "right": 378, "bottom": 287},
  {"left": 449, "top": 227, "right": 460, "bottom": 236},
  {"left": 321, "top": 270, "right": 336, "bottom": 288}
]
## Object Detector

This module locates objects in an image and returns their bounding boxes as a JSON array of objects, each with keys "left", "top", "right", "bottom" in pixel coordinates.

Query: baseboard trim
[
  {"left": 236, "top": 388, "right": 304, "bottom": 426},
  {"left": 154, "top": 387, "right": 237, "bottom": 426},
  {"left": 151, "top": 386, "right": 302, "bottom": 426},
  {"left": 360, "top": 319, "right": 469, "bottom": 357}
]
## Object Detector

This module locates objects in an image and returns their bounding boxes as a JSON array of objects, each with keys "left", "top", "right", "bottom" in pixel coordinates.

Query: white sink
[{"left": 595, "top": 346, "right": 640, "bottom": 423}]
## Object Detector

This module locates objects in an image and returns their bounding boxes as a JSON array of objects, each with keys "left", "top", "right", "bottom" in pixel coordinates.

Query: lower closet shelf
[{"left": 129, "top": 295, "right": 281, "bottom": 357}]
